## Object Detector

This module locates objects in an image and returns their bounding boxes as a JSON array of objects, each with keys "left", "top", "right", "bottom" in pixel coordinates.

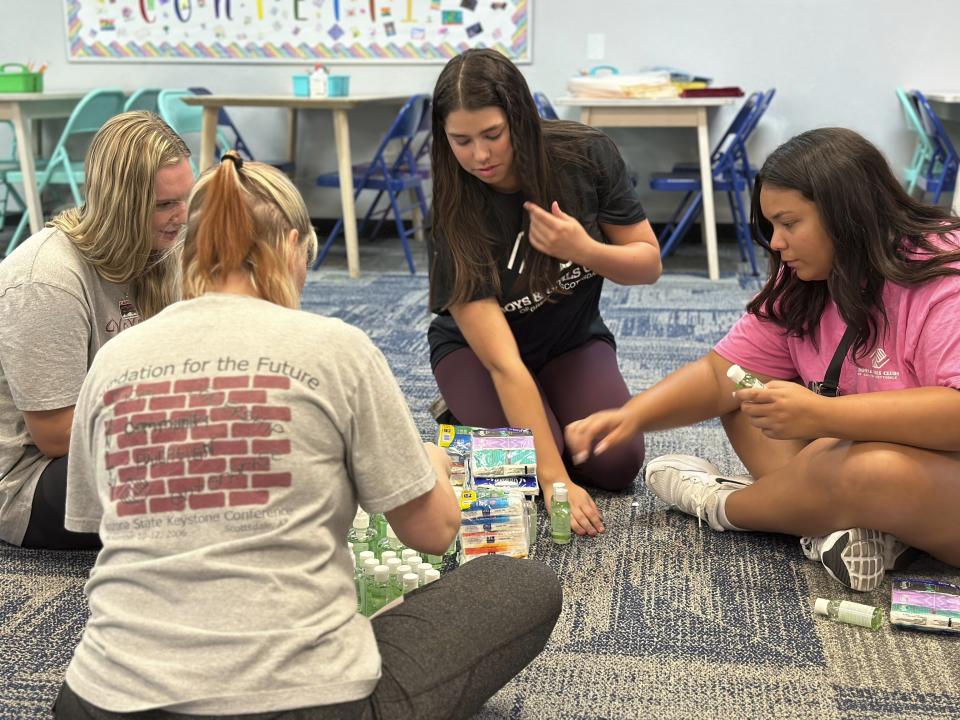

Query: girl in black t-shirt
[{"left": 428, "top": 49, "right": 662, "bottom": 536}]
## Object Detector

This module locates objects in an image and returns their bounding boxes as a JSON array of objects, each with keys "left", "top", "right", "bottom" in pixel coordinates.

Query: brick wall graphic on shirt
[{"left": 101, "top": 373, "right": 293, "bottom": 519}]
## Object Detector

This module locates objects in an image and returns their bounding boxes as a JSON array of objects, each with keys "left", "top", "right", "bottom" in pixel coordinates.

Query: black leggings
[
  {"left": 434, "top": 339, "right": 645, "bottom": 491},
  {"left": 20, "top": 455, "right": 101, "bottom": 550},
  {"left": 54, "top": 555, "right": 561, "bottom": 719}
]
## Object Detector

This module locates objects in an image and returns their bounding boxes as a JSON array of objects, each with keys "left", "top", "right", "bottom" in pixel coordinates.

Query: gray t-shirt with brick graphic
[
  {"left": 0, "top": 226, "right": 137, "bottom": 546},
  {"left": 64, "top": 293, "right": 436, "bottom": 714}
]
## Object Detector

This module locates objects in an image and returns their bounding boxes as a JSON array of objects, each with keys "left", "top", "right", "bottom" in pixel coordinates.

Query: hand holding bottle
[
  {"left": 540, "top": 474, "right": 604, "bottom": 537},
  {"left": 734, "top": 380, "right": 827, "bottom": 440}
]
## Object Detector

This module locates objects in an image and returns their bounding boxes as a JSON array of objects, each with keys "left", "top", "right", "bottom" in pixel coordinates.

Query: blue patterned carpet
[{"left": 3, "top": 271, "right": 958, "bottom": 719}]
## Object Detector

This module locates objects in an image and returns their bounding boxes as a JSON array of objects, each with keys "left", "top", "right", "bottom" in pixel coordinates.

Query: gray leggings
[{"left": 54, "top": 554, "right": 562, "bottom": 720}]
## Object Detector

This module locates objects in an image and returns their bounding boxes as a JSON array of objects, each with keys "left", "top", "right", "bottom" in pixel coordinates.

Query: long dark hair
[
  {"left": 748, "top": 127, "right": 960, "bottom": 359},
  {"left": 429, "top": 48, "right": 598, "bottom": 309}
]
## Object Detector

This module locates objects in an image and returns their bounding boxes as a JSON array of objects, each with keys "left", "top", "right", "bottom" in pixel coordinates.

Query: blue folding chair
[
  {"left": 650, "top": 90, "right": 771, "bottom": 275},
  {"left": 313, "top": 94, "right": 430, "bottom": 273},
  {"left": 0, "top": 121, "right": 24, "bottom": 232},
  {"left": 124, "top": 88, "right": 162, "bottom": 113},
  {"left": 5, "top": 88, "right": 126, "bottom": 255},
  {"left": 911, "top": 90, "right": 958, "bottom": 205},
  {"left": 157, "top": 90, "right": 230, "bottom": 176},
  {"left": 896, "top": 88, "right": 935, "bottom": 195},
  {"left": 188, "top": 87, "right": 294, "bottom": 175},
  {"left": 357, "top": 96, "right": 432, "bottom": 243},
  {"left": 671, "top": 88, "right": 776, "bottom": 185},
  {"left": 533, "top": 91, "right": 559, "bottom": 120}
]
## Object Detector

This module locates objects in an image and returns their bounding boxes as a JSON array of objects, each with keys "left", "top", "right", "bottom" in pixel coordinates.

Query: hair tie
[{"left": 221, "top": 153, "right": 243, "bottom": 170}]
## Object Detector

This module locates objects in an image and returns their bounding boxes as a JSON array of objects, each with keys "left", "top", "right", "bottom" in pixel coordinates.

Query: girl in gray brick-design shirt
[{"left": 55, "top": 153, "right": 561, "bottom": 718}]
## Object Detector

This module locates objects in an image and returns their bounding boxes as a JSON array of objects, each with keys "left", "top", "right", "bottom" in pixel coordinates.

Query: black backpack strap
[{"left": 811, "top": 325, "right": 857, "bottom": 398}]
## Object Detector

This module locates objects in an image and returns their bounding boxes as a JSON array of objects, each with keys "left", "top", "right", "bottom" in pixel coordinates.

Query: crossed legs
[{"left": 720, "top": 409, "right": 960, "bottom": 567}]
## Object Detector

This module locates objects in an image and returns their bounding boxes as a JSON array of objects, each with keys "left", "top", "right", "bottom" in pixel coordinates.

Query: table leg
[
  {"left": 411, "top": 189, "right": 424, "bottom": 243},
  {"left": 696, "top": 108, "right": 720, "bottom": 280},
  {"left": 287, "top": 108, "right": 299, "bottom": 168},
  {"left": 11, "top": 106, "right": 43, "bottom": 235},
  {"left": 199, "top": 107, "right": 220, "bottom": 171},
  {"left": 332, "top": 108, "right": 360, "bottom": 278}
]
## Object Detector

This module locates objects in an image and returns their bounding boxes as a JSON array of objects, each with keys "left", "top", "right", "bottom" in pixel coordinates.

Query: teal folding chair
[
  {"left": 5, "top": 88, "right": 126, "bottom": 255},
  {"left": 124, "top": 87, "right": 163, "bottom": 113},
  {"left": 0, "top": 120, "right": 25, "bottom": 232},
  {"left": 157, "top": 90, "right": 230, "bottom": 175},
  {"left": 896, "top": 88, "right": 935, "bottom": 195}
]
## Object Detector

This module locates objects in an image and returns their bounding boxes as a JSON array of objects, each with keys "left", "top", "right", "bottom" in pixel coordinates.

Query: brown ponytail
[{"left": 182, "top": 153, "right": 317, "bottom": 308}]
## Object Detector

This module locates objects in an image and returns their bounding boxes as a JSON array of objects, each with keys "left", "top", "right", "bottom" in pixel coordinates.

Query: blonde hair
[
  {"left": 48, "top": 111, "right": 190, "bottom": 319},
  {"left": 182, "top": 153, "right": 318, "bottom": 308}
]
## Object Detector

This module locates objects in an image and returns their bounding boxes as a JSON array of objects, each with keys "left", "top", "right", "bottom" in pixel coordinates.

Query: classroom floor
[{"left": 309, "top": 225, "right": 754, "bottom": 277}]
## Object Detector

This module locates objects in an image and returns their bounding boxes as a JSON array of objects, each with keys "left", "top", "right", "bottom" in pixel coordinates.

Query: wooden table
[
  {"left": 0, "top": 92, "right": 86, "bottom": 235},
  {"left": 554, "top": 96, "right": 737, "bottom": 281},
  {"left": 925, "top": 91, "right": 960, "bottom": 216},
  {"left": 182, "top": 94, "right": 410, "bottom": 278}
]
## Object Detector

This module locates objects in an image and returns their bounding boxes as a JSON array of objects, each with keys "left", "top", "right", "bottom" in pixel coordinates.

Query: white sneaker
[
  {"left": 644, "top": 454, "right": 752, "bottom": 532},
  {"left": 882, "top": 533, "right": 919, "bottom": 572},
  {"left": 800, "top": 530, "right": 919, "bottom": 574},
  {"left": 800, "top": 529, "right": 886, "bottom": 592}
]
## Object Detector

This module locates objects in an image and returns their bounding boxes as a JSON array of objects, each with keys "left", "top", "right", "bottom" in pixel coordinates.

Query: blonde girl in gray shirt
[{"left": 0, "top": 111, "right": 191, "bottom": 549}]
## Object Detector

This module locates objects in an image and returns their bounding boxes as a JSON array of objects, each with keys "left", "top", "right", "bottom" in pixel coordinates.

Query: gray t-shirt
[
  {"left": 0, "top": 227, "right": 136, "bottom": 545},
  {"left": 64, "top": 293, "right": 436, "bottom": 713}
]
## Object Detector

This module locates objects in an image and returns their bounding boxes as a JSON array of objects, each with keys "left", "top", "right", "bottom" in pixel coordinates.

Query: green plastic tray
[{"left": 0, "top": 63, "right": 44, "bottom": 93}]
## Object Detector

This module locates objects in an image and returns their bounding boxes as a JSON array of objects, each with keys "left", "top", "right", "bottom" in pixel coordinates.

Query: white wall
[{"left": 4, "top": 0, "right": 959, "bottom": 220}]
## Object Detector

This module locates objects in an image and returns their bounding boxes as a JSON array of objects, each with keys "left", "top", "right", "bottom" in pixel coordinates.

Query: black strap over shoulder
[{"left": 808, "top": 325, "right": 857, "bottom": 398}]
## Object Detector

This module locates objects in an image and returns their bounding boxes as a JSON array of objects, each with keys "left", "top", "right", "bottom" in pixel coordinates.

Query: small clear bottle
[
  {"left": 814, "top": 597, "right": 883, "bottom": 630},
  {"left": 360, "top": 558, "right": 379, "bottom": 616},
  {"left": 377, "top": 524, "right": 405, "bottom": 561},
  {"left": 309, "top": 64, "right": 328, "bottom": 98},
  {"left": 401, "top": 548, "right": 418, "bottom": 565},
  {"left": 525, "top": 496, "right": 538, "bottom": 546},
  {"left": 365, "top": 565, "right": 390, "bottom": 616},
  {"left": 353, "top": 557, "right": 363, "bottom": 613},
  {"left": 402, "top": 572, "right": 419, "bottom": 594},
  {"left": 356, "top": 550, "right": 375, "bottom": 580},
  {"left": 347, "top": 512, "right": 378, "bottom": 566},
  {"left": 380, "top": 550, "right": 398, "bottom": 564},
  {"left": 375, "top": 513, "right": 390, "bottom": 542},
  {"left": 443, "top": 536, "right": 459, "bottom": 562},
  {"left": 423, "top": 568, "right": 441, "bottom": 585},
  {"left": 416, "top": 562, "right": 433, "bottom": 587},
  {"left": 405, "top": 555, "right": 423, "bottom": 570},
  {"left": 727, "top": 364, "right": 765, "bottom": 390},
  {"left": 550, "top": 482, "right": 571, "bottom": 545},
  {"left": 384, "top": 558, "right": 403, "bottom": 600}
]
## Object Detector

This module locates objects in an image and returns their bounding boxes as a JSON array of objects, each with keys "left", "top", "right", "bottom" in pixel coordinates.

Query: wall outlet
[{"left": 586, "top": 33, "right": 605, "bottom": 61}]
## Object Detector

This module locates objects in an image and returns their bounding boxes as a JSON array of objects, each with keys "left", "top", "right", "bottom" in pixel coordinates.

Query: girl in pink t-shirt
[{"left": 566, "top": 127, "right": 960, "bottom": 592}]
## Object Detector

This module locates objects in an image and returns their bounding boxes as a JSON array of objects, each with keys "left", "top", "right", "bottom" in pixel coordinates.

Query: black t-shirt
[{"left": 427, "top": 129, "right": 646, "bottom": 372}]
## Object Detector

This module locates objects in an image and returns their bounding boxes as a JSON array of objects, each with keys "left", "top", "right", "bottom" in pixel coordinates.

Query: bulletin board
[{"left": 64, "top": 0, "right": 531, "bottom": 64}]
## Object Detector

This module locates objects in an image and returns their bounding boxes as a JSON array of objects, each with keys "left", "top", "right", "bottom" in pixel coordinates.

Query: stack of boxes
[{"left": 437, "top": 424, "right": 537, "bottom": 562}]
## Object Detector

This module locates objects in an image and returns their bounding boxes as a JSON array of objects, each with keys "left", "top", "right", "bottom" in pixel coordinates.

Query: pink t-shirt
[{"left": 714, "top": 271, "right": 960, "bottom": 396}]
